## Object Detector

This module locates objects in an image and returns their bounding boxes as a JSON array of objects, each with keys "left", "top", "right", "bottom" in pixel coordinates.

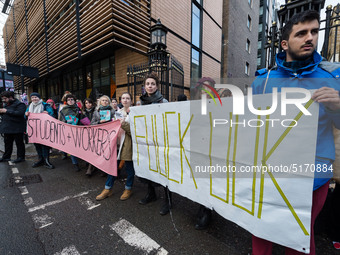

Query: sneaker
[
  {"left": 96, "top": 189, "right": 113, "bottom": 201},
  {"left": 120, "top": 189, "right": 132, "bottom": 201}
]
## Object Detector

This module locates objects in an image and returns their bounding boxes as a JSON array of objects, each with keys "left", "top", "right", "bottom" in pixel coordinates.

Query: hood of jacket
[{"left": 275, "top": 50, "right": 322, "bottom": 75}]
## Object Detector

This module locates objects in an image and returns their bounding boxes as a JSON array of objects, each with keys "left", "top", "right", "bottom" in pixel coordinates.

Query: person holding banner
[
  {"left": 96, "top": 92, "right": 135, "bottom": 201},
  {"left": 25, "top": 92, "right": 55, "bottom": 169},
  {"left": 91, "top": 95, "right": 116, "bottom": 176},
  {"left": 59, "top": 94, "right": 82, "bottom": 171},
  {"left": 251, "top": 10, "right": 340, "bottom": 255},
  {"left": 58, "top": 91, "right": 71, "bottom": 160},
  {"left": 80, "top": 98, "right": 97, "bottom": 176},
  {"left": 138, "top": 72, "right": 172, "bottom": 216}
]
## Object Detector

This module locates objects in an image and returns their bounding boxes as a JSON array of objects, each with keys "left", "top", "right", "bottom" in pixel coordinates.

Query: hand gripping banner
[{"left": 27, "top": 113, "right": 121, "bottom": 176}]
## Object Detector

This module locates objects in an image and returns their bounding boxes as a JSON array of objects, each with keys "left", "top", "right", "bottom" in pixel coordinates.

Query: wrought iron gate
[
  {"left": 127, "top": 54, "right": 184, "bottom": 102},
  {"left": 264, "top": 2, "right": 340, "bottom": 68}
]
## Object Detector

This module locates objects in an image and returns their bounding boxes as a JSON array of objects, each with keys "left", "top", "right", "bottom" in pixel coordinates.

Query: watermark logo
[
  {"left": 200, "top": 84, "right": 222, "bottom": 115},
  {"left": 201, "top": 84, "right": 312, "bottom": 116}
]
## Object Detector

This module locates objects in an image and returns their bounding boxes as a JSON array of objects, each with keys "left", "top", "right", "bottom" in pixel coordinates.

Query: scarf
[
  {"left": 61, "top": 104, "right": 79, "bottom": 117},
  {"left": 140, "top": 90, "right": 164, "bottom": 105},
  {"left": 28, "top": 99, "right": 44, "bottom": 113},
  {"left": 85, "top": 107, "right": 95, "bottom": 120},
  {"left": 99, "top": 105, "right": 112, "bottom": 111}
]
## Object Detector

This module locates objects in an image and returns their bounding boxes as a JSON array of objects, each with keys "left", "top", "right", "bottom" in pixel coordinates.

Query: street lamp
[
  {"left": 150, "top": 19, "right": 168, "bottom": 50},
  {"left": 148, "top": 19, "right": 170, "bottom": 100}
]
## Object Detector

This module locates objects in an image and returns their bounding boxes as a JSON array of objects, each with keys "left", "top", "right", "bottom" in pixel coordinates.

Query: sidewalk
[{"left": 0, "top": 135, "right": 37, "bottom": 157}]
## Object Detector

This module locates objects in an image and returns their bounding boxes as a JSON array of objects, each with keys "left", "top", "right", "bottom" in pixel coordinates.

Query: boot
[
  {"left": 44, "top": 157, "right": 55, "bottom": 169},
  {"left": 85, "top": 164, "right": 95, "bottom": 176},
  {"left": 120, "top": 189, "right": 132, "bottom": 201},
  {"left": 96, "top": 189, "right": 113, "bottom": 201},
  {"left": 160, "top": 187, "right": 172, "bottom": 215},
  {"left": 32, "top": 157, "right": 44, "bottom": 168},
  {"left": 139, "top": 184, "right": 157, "bottom": 205},
  {"left": 195, "top": 206, "right": 212, "bottom": 230}
]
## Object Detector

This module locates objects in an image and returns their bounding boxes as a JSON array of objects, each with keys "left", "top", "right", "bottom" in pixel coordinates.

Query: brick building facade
[{"left": 3, "top": 0, "right": 222, "bottom": 102}]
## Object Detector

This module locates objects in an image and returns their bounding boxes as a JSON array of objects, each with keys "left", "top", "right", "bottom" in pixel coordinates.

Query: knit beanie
[{"left": 30, "top": 92, "right": 41, "bottom": 99}]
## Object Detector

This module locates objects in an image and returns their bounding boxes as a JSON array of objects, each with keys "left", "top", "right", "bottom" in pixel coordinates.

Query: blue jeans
[
  {"left": 105, "top": 161, "right": 135, "bottom": 190},
  {"left": 71, "top": 155, "right": 78, "bottom": 165}
]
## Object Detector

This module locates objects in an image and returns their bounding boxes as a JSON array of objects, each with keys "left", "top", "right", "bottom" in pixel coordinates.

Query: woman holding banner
[
  {"left": 96, "top": 92, "right": 135, "bottom": 201},
  {"left": 81, "top": 98, "right": 97, "bottom": 176},
  {"left": 91, "top": 95, "right": 116, "bottom": 176},
  {"left": 58, "top": 91, "right": 71, "bottom": 160},
  {"left": 25, "top": 92, "right": 55, "bottom": 169},
  {"left": 138, "top": 72, "right": 172, "bottom": 216},
  {"left": 59, "top": 94, "right": 82, "bottom": 171}
]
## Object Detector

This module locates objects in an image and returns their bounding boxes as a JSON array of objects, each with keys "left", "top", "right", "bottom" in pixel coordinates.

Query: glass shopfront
[{"left": 35, "top": 55, "right": 115, "bottom": 102}]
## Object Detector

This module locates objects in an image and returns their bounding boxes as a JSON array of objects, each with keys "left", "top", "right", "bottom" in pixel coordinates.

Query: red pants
[{"left": 252, "top": 181, "right": 329, "bottom": 255}]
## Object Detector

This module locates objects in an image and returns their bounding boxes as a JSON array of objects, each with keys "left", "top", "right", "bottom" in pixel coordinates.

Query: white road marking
[
  {"left": 32, "top": 214, "right": 53, "bottom": 229},
  {"left": 24, "top": 197, "right": 34, "bottom": 206},
  {"left": 77, "top": 196, "right": 101, "bottom": 210},
  {"left": 11, "top": 167, "right": 19, "bottom": 174},
  {"left": 28, "top": 191, "right": 91, "bottom": 212},
  {"left": 110, "top": 219, "right": 168, "bottom": 255},
  {"left": 8, "top": 161, "right": 14, "bottom": 165},
  {"left": 14, "top": 176, "right": 22, "bottom": 184},
  {"left": 18, "top": 186, "right": 29, "bottom": 195},
  {"left": 40, "top": 222, "right": 53, "bottom": 229},
  {"left": 54, "top": 245, "right": 81, "bottom": 255}
]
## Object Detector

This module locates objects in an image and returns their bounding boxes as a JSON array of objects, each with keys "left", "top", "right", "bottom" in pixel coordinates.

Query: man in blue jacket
[{"left": 251, "top": 10, "right": 340, "bottom": 255}]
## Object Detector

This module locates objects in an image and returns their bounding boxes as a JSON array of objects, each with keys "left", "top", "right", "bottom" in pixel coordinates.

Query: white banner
[{"left": 130, "top": 93, "right": 319, "bottom": 253}]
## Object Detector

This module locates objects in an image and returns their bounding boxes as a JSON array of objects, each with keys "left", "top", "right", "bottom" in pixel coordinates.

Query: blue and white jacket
[{"left": 252, "top": 51, "right": 340, "bottom": 190}]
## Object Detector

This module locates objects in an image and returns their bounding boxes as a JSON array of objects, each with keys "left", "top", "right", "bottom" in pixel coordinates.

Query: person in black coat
[{"left": 0, "top": 91, "right": 26, "bottom": 163}]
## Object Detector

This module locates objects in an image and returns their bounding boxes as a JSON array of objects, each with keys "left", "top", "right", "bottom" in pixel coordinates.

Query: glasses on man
[{"left": 67, "top": 98, "right": 75, "bottom": 101}]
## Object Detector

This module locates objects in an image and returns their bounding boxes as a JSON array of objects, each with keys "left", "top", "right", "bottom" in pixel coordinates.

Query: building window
[
  {"left": 257, "top": 57, "right": 261, "bottom": 66},
  {"left": 192, "top": 3, "right": 201, "bottom": 48},
  {"left": 191, "top": 48, "right": 201, "bottom": 81},
  {"left": 191, "top": 1, "right": 202, "bottom": 80},
  {"left": 93, "top": 62, "right": 100, "bottom": 88},
  {"left": 247, "top": 15, "right": 252, "bottom": 30},
  {"left": 246, "top": 39, "right": 250, "bottom": 53},
  {"left": 245, "top": 62, "right": 250, "bottom": 75}
]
